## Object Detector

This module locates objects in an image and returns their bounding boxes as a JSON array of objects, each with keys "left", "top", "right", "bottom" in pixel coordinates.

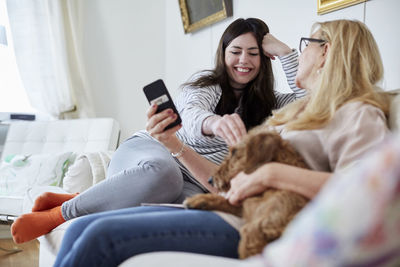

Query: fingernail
[{"left": 167, "top": 109, "right": 172, "bottom": 114}]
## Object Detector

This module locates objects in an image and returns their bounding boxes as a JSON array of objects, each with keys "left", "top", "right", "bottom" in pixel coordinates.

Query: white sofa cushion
[
  {"left": 0, "top": 152, "right": 73, "bottom": 218},
  {"left": 0, "top": 152, "right": 73, "bottom": 197},
  {"left": 0, "top": 196, "right": 23, "bottom": 218}
]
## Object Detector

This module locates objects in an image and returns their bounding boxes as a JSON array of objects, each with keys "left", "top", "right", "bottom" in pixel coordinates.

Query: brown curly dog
[{"left": 184, "top": 127, "right": 310, "bottom": 258}]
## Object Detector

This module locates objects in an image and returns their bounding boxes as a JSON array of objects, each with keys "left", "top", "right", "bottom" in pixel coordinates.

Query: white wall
[
  {"left": 365, "top": 0, "right": 400, "bottom": 90},
  {"left": 81, "top": 0, "right": 165, "bottom": 141},
  {"left": 83, "top": 0, "right": 400, "bottom": 140}
]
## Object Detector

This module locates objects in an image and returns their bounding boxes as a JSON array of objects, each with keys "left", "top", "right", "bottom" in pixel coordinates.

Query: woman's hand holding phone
[
  {"left": 143, "top": 79, "right": 182, "bottom": 130},
  {"left": 144, "top": 79, "right": 184, "bottom": 153},
  {"left": 146, "top": 103, "right": 182, "bottom": 151}
]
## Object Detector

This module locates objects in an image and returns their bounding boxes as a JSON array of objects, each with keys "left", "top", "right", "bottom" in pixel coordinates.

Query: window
[{"left": 0, "top": 0, "right": 35, "bottom": 113}]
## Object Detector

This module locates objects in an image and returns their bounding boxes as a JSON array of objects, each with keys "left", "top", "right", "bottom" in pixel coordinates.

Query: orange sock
[
  {"left": 32, "top": 192, "right": 78, "bottom": 212},
  {"left": 11, "top": 206, "right": 65, "bottom": 244}
]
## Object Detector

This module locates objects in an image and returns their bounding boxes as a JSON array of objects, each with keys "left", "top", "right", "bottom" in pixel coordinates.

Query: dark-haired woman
[{"left": 11, "top": 18, "right": 304, "bottom": 246}]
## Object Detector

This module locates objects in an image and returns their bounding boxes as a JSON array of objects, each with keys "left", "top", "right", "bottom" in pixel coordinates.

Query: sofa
[
  {"left": 32, "top": 89, "right": 399, "bottom": 267},
  {"left": 2, "top": 89, "right": 400, "bottom": 267},
  {"left": 0, "top": 118, "right": 120, "bottom": 240}
]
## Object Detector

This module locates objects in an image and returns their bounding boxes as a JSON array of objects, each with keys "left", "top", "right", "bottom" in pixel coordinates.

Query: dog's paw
[
  {"left": 184, "top": 194, "right": 242, "bottom": 216},
  {"left": 183, "top": 194, "right": 218, "bottom": 210}
]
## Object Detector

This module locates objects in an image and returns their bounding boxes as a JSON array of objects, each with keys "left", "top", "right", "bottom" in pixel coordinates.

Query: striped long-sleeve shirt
[{"left": 136, "top": 50, "right": 304, "bottom": 191}]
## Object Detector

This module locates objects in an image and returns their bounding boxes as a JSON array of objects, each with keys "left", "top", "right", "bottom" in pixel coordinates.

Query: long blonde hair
[{"left": 268, "top": 20, "right": 389, "bottom": 130}]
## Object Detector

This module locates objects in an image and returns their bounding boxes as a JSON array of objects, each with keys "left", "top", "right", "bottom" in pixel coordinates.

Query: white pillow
[
  {"left": 62, "top": 156, "right": 92, "bottom": 193},
  {"left": 62, "top": 151, "right": 113, "bottom": 193},
  {"left": 0, "top": 152, "right": 73, "bottom": 197}
]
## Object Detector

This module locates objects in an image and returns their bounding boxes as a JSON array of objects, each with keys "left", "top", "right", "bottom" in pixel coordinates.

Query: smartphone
[{"left": 143, "top": 79, "right": 182, "bottom": 131}]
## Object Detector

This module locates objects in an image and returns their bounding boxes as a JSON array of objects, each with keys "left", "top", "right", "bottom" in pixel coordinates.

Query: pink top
[{"left": 278, "top": 101, "right": 389, "bottom": 172}]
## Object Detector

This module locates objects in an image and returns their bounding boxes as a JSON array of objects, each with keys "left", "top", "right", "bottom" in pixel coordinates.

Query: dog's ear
[
  {"left": 212, "top": 146, "right": 239, "bottom": 191},
  {"left": 244, "top": 132, "right": 279, "bottom": 173}
]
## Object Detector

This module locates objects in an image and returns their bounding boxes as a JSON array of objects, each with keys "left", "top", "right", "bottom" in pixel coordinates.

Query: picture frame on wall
[
  {"left": 317, "top": 0, "right": 366, "bottom": 15},
  {"left": 178, "top": 0, "right": 233, "bottom": 34}
]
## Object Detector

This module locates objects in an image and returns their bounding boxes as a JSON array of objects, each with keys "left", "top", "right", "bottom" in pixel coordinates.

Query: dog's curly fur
[{"left": 184, "top": 127, "right": 310, "bottom": 258}]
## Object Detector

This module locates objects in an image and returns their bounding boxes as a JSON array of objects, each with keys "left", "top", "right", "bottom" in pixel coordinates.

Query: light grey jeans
[{"left": 61, "top": 136, "right": 205, "bottom": 220}]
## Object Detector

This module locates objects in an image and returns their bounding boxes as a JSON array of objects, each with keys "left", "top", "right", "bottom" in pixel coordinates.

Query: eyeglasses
[{"left": 299, "top": 37, "right": 326, "bottom": 53}]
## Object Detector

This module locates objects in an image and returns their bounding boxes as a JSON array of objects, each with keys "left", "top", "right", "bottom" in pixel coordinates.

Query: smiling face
[
  {"left": 295, "top": 32, "right": 327, "bottom": 90},
  {"left": 224, "top": 32, "right": 261, "bottom": 89}
]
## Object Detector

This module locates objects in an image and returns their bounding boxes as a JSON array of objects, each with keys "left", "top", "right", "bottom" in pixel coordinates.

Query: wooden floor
[{"left": 0, "top": 238, "right": 39, "bottom": 267}]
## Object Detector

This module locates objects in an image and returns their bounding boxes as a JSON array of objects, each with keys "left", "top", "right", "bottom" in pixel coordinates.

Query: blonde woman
[
  {"left": 226, "top": 19, "right": 389, "bottom": 204},
  {"left": 52, "top": 20, "right": 389, "bottom": 267}
]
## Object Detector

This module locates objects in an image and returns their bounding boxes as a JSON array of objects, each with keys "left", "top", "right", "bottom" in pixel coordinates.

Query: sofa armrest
[
  {"left": 39, "top": 219, "right": 76, "bottom": 267},
  {"left": 119, "top": 252, "right": 247, "bottom": 267}
]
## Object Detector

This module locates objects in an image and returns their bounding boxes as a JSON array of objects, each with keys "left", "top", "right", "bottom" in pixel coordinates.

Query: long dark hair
[{"left": 186, "top": 18, "right": 275, "bottom": 130}]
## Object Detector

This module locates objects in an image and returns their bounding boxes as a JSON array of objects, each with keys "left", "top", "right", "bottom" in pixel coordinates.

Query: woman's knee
[
  {"left": 143, "top": 157, "right": 181, "bottom": 179},
  {"left": 66, "top": 215, "right": 98, "bottom": 238},
  {"left": 139, "top": 158, "right": 184, "bottom": 199},
  {"left": 107, "top": 153, "right": 184, "bottom": 203},
  {"left": 78, "top": 217, "right": 130, "bottom": 254}
]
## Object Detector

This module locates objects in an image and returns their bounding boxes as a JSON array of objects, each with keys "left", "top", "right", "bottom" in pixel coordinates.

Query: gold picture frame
[
  {"left": 317, "top": 0, "right": 366, "bottom": 15},
  {"left": 179, "top": 0, "right": 233, "bottom": 34}
]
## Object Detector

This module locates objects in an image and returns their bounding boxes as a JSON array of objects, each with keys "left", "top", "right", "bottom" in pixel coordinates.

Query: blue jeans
[{"left": 54, "top": 206, "right": 240, "bottom": 267}]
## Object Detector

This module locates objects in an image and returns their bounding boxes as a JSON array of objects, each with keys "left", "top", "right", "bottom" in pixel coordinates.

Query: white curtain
[{"left": 6, "top": 0, "right": 95, "bottom": 118}]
